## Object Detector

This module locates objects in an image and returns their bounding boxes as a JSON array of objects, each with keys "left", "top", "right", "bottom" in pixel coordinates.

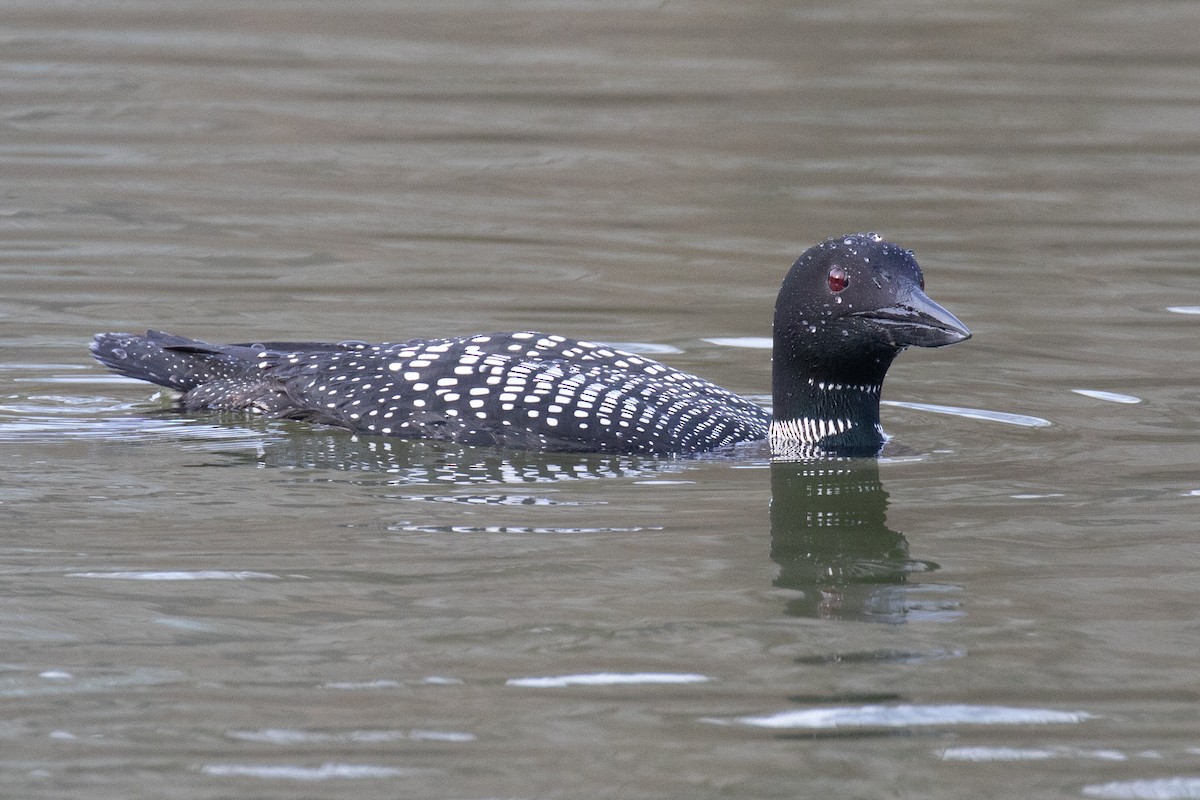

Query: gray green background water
[{"left": 3, "top": 1, "right": 1200, "bottom": 798}]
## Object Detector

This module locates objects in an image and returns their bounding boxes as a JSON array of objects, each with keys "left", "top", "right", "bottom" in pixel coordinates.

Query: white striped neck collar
[{"left": 768, "top": 379, "right": 885, "bottom": 455}]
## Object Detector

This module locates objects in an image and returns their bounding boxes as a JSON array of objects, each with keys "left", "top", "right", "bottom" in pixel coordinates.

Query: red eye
[{"left": 828, "top": 266, "right": 848, "bottom": 293}]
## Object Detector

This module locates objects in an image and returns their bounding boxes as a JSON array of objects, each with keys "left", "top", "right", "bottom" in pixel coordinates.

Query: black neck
[{"left": 770, "top": 336, "right": 896, "bottom": 455}]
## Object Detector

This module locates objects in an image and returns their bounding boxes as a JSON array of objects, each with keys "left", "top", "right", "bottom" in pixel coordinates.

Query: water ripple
[
  {"left": 1083, "top": 777, "right": 1200, "bottom": 799},
  {"left": 881, "top": 400, "right": 1052, "bottom": 428},
  {"left": 66, "top": 570, "right": 283, "bottom": 581},
  {"left": 200, "top": 763, "right": 418, "bottom": 780},
  {"left": 507, "top": 672, "right": 711, "bottom": 688},
  {"left": 942, "top": 746, "right": 1127, "bottom": 762},
  {"left": 725, "top": 704, "right": 1093, "bottom": 729},
  {"left": 1073, "top": 388, "right": 1143, "bottom": 404},
  {"left": 703, "top": 337, "right": 772, "bottom": 349},
  {"left": 227, "top": 728, "right": 475, "bottom": 744}
]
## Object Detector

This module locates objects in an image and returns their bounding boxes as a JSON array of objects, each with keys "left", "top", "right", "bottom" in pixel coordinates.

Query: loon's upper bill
[{"left": 849, "top": 293, "right": 970, "bottom": 349}]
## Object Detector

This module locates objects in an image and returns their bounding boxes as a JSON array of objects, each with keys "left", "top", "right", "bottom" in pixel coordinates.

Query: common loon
[{"left": 91, "top": 233, "right": 970, "bottom": 456}]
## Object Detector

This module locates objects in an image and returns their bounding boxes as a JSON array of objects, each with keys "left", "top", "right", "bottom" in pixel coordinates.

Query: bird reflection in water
[
  {"left": 770, "top": 458, "right": 943, "bottom": 623},
  {"left": 246, "top": 429, "right": 945, "bottom": 622},
  {"left": 251, "top": 429, "right": 678, "bottom": 485}
]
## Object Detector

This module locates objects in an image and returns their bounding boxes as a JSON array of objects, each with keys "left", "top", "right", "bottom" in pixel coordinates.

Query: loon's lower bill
[{"left": 91, "top": 233, "right": 969, "bottom": 456}]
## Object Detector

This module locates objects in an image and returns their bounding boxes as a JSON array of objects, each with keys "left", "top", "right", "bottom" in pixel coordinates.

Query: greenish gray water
[{"left": 3, "top": 1, "right": 1200, "bottom": 798}]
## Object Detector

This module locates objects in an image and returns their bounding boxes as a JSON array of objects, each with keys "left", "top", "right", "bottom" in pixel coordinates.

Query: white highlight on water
[
  {"left": 729, "top": 704, "right": 1093, "bottom": 729},
  {"left": 200, "top": 763, "right": 412, "bottom": 780},
  {"left": 1072, "top": 388, "right": 1142, "bottom": 404},
  {"left": 606, "top": 341, "right": 685, "bottom": 354},
  {"left": 881, "top": 400, "right": 1051, "bottom": 427},
  {"left": 66, "top": 570, "right": 281, "bottom": 580},
  {"left": 506, "top": 672, "right": 711, "bottom": 688},
  {"left": 227, "top": 728, "right": 475, "bottom": 744},
  {"left": 1083, "top": 777, "right": 1200, "bottom": 799},
  {"left": 322, "top": 679, "right": 402, "bottom": 690},
  {"left": 941, "top": 746, "right": 1126, "bottom": 762},
  {"left": 702, "top": 337, "right": 772, "bottom": 349}
]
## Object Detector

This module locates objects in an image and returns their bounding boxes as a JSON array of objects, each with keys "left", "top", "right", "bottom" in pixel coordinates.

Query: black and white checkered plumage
[
  {"left": 91, "top": 329, "right": 771, "bottom": 454},
  {"left": 91, "top": 234, "right": 971, "bottom": 457}
]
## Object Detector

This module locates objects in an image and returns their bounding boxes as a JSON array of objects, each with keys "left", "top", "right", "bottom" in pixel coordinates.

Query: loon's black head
[{"left": 770, "top": 233, "right": 970, "bottom": 456}]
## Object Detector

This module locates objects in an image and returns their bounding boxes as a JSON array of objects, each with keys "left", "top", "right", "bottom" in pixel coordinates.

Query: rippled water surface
[{"left": 4, "top": 1, "right": 1200, "bottom": 798}]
